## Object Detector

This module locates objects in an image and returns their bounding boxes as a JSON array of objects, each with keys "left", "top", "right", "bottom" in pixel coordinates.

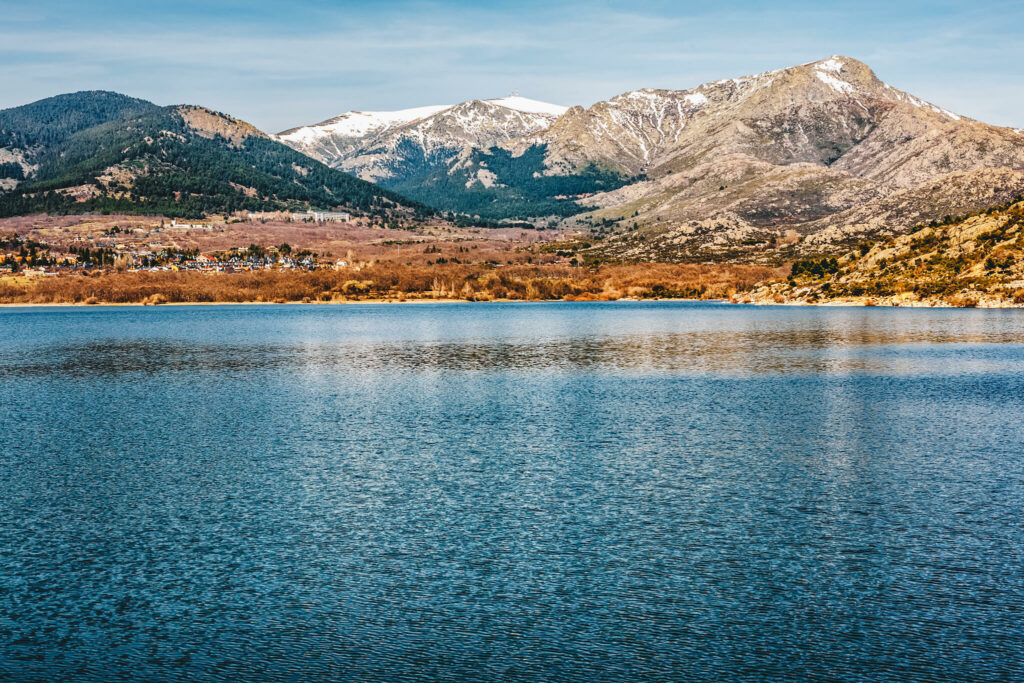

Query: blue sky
[{"left": 1, "top": 0, "right": 1022, "bottom": 132}]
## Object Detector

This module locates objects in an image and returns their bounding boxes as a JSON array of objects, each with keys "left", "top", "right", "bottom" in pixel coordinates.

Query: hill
[
  {"left": 0, "top": 90, "right": 159, "bottom": 150},
  {"left": 0, "top": 92, "right": 430, "bottom": 220},
  {"left": 749, "top": 198, "right": 1024, "bottom": 306}
]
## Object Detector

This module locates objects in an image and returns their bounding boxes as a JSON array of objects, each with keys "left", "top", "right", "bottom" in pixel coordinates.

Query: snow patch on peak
[
  {"left": 882, "top": 84, "right": 963, "bottom": 121},
  {"left": 277, "top": 104, "right": 453, "bottom": 142},
  {"left": 619, "top": 89, "right": 662, "bottom": 102},
  {"left": 684, "top": 92, "right": 708, "bottom": 107},
  {"left": 484, "top": 96, "right": 567, "bottom": 117},
  {"left": 816, "top": 58, "right": 844, "bottom": 73},
  {"left": 813, "top": 58, "right": 857, "bottom": 94},
  {"left": 815, "top": 71, "right": 854, "bottom": 94}
]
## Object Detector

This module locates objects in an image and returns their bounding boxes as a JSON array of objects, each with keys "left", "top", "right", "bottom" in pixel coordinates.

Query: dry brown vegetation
[
  {"left": 0, "top": 262, "right": 780, "bottom": 305},
  {"left": 0, "top": 213, "right": 572, "bottom": 269}
]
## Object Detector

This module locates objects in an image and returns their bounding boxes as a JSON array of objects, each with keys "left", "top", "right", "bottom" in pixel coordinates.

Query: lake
[{"left": 1, "top": 301, "right": 1023, "bottom": 681}]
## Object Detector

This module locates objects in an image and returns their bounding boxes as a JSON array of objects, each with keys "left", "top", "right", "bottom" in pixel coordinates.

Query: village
[
  {"left": 0, "top": 207, "right": 581, "bottom": 281},
  {"left": 0, "top": 233, "right": 343, "bottom": 275},
  {"left": 0, "top": 211, "right": 360, "bottom": 275}
]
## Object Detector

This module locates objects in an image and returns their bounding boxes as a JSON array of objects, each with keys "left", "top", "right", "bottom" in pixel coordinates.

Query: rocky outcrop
[
  {"left": 747, "top": 199, "right": 1024, "bottom": 306},
  {"left": 176, "top": 106, "right": 266, "bottom": 147}
]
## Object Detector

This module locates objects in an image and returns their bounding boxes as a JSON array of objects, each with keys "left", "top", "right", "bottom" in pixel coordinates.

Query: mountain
[
  {"left": 0, "top": 92, "right": 429, "bottom": 219},
  {"left": 274, "top": 103, "right": 455, "bottom": 171},
  {"left": 531, "top": 56, "right": 1024, "bottom": 256},
  {"left": 536, "top": 56, "right": 1024, "bottom": 184},
  {"left": 273, "top": 96, "right": 610, "bottom": 219},
  {"left": 276, "top": 96, "right": 567, "bottom": 179},
  {"left": 276, "top": 57, "right": 1024, "bottom": 252}
]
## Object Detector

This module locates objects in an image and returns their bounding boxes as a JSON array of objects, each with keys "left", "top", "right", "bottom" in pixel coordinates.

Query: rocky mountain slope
[
  {"left": 554, "top": 56, "right": 1024, "bottom": 256},
  {"left": 520, "top": 57, "right": 985, "bottom": 177},
  {"left": 0, "top": 92, "right": 428, "bottom": 219},
  {"left": 748, "top": 198, "right": 1024, "bottom": 307}
]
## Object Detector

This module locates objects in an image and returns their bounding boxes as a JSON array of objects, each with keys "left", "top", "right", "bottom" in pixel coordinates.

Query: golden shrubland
[{"left": 0, "top": 262, "right": 779, "bottom": 305}]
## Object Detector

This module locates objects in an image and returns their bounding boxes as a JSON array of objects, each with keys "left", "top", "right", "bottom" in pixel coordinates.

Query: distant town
[{"left": 1, "top": 210, "right": 357, "bottom": 275}]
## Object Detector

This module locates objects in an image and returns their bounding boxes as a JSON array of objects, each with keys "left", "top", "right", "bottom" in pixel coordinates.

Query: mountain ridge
[
  {"left": 274, "top": 95, "right": 568, "bottom": 182},
  {"left": 4, "top": 56, "right": 1024, "bottom": 258}
]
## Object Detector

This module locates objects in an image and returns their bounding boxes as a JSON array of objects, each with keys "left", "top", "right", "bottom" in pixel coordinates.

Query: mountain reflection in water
[{"left": 5, "top": 321, "right": 1024, "bottom": 377}]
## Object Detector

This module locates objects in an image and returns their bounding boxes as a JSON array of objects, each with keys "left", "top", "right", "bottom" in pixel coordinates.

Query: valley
[{"left": 0, "top": 212, "right": 777, "bottom": 305}]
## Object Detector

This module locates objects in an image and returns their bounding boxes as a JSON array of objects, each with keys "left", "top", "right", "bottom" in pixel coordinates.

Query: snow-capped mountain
[
  {"left": 274, "top": 57, "right": 1024, "bottom": 255},
  {"left": 275, "top": 96, "right": 567, "bottom": 181},
  {"left": 521, "top": 55, "right": 995, "bottom": 180},
  {"left": 275, "top": 103, "right": 454, "bottom": 167}
]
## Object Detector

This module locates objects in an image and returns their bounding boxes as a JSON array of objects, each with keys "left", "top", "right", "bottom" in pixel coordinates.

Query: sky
[{"left": 1, "top": 0, "right": 1022, "bottom": 132}]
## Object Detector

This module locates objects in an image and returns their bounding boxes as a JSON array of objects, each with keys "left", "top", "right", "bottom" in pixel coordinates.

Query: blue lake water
[{"left": 1, "top": 301, "right": 1023, "bottom": 681}]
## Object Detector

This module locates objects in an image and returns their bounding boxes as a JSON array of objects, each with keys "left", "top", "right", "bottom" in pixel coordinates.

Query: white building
[
  {"left": 307, "top": 210, "right": 351, "bottom": 223},
  {"left": 169, "top": 219, "right": 212, "bottom": 230}
]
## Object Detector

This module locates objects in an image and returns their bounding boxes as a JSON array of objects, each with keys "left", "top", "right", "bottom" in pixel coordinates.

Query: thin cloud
[{"left": 0, "top": 1, "right": 1020, "bottom": 130}]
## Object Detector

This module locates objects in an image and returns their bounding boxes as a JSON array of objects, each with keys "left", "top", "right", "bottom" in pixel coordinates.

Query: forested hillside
[
  {"left": 0, "top": 93, "right": 431, "bottom": 220},
  {"left": 0, "top": 91, "right": 158, "bottom": 148}
]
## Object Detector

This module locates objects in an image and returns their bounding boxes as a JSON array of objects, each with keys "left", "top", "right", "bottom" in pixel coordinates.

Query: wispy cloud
[{"left": 0, "top": 0, "right": 1021, "bottom": 131}]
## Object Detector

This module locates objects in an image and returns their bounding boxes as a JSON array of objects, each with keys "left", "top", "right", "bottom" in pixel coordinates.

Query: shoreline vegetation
[
  {"left": 0, "top": 263, "right": 779, "bottom": 306},
  {"left": 6, "top": 200, "right": 1024, "bottom": 309}
]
